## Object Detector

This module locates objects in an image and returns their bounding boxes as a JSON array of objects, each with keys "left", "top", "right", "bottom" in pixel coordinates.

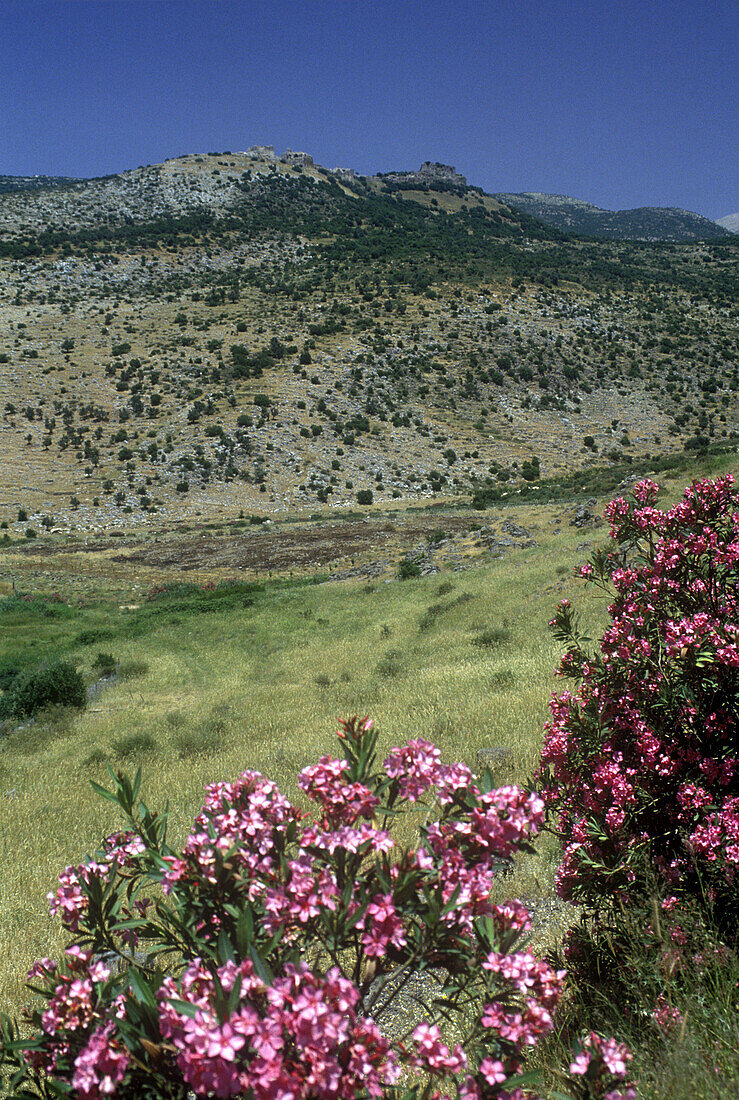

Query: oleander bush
[
  {"left": 538, "top": 475, "right": 739, "bottom": 958},
  {"left": 0, "top": 718, "right": 634, "bottom": 1100}
]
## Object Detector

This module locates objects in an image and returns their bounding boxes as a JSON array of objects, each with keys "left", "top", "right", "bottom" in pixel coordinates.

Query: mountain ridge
[
  {"left": 716, "top": 213, "right": 739, "bottom": 234},
  {"left": 0, "top": 148, "right": 735, "bottom": 531},
  {"left": 492, "top": 191, "right": 730, "bottom": 242},
  {"left": 0, "top": 149, "right": 729, "bottom": 243}
]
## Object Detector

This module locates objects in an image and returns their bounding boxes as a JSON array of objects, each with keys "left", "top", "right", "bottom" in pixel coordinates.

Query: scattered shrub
[
  {"left": 76, "top": 629, "right": 114, "bottom": 646},
  {"left": 117, "top": 660, "right": 149, "bottom": 681},
  {"left": 473, "top": 627, "right": 511, "bottom": 649},
  {"left": 397, "top": 557, "right": 421, "bottom": 580},
  {"left": 489, "top": 668, "right": 516, "bottom": 690},
  {"left": 112, "top": 731, "right": 157, "bottom": 758},
  {"left": 374, "top": 648, "right": 404, "bottom": 677},
  {"left": 174, "top": 727, "right": 222, "bottom": 759},
  {"left": 92, "top": 652, "right": 117, "bottom": 676},
  {"left": 82, "top": 748, "right": 108, "bottom": 768},
  {"left": 0, "top": 660, "right": 86, "bottom": 719}
]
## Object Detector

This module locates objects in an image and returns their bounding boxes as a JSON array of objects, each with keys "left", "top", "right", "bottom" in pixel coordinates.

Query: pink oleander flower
[
  {"left": 411, "top": 1022, "right": 467, "bottom": 1075},
  {"left": 384, "top": 738, "right": 443, "bottom": 800},
  {"left": 19, "top": 715, "right": 574, "bottom": 1100},
  {"left": 72, "top": 1021, "right": 129, "bottom": 1099},
  {"left": 358, "top": 893, "right": 407, "bottom": 957},
  {"left": 298, "top": 756, "right": 379, "bottom": 825},
  {"left": 540, "top": 475, "right": 739, "bottom": 919}
]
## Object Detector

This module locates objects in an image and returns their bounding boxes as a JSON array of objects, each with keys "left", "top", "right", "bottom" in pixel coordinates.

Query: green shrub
[
  {"left": 117, "top": 660, "right": 149, "bottom": 681},
  {"left": 489, "top": 668, "right": 516, "bottom": 690},
  {"left": 0, "top": 661, "right": 86, "bottom": 719},
  {"left": 374, "top": 648, "right": 404, "bottom": 678},
  {"left": 92, "top": 652, "right": 117, "bottom": 676},
  {"left": 398, "top": 558, "right": 422, "bottom": 580},
  {"left": 472, "top": 627, "right": 511, "bottom": 649},
  {"left": 356, "top": 489, "right": 373, "bottom": 505},
  {"left": 113, "top": 732, "right": 157, "bottom": 758},
  {"left": 75, "top": 629, "right": 114, "bottom": 646}
]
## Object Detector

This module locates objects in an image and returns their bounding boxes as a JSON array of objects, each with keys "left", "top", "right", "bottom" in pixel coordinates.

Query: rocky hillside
[
  {"left": 0, "top": 175, "right": 80, "bottom": 195},
  {"left": 0, "top": 148, "right": 736, "bottom": 533},
  {"left": 494, "top": 192, "right": 730, "bottom": 241}
]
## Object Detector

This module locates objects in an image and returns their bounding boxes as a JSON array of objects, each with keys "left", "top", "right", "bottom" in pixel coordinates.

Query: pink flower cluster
[
  {"left": 569, "top": 1031, "right": 636, "bottom": 1100},
  {"left": 48, "top": 831, "right": 145, "bottom": 932},
  {"left": 158, "top": 958, "right": 398, "bottom": 1099},
  {"left": 161, "top": 770, "right": 299, "bottom": 896},
  {"left": 23, "top": 946, "right": 128, "bottom": 1099},
  {"left": 540, "top": 476, "right": 739, "bottom": 917},
  {"left": 298, "top": 755, "right": 379, "bottom": 825},
  {"left": 72, "top": 1022, "right": 130, "bottom": 1100},
  {"left": 14, "top": 715, "right": 621, "bottom": 1100},
  {"left": 652, "top": 994, "right": 683, "bottom": 1034},
  {"left": 383, "top": 738, "right": 474, "bottom": 805}
]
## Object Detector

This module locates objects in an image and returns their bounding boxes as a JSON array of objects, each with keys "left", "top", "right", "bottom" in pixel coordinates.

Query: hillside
[
  {"left": 494, "top": 191, "right": 731, "bottom": 241},
  {"left": 0, "top": 174, "right": 80, "bottom": 195},
  {"left": 717, "top": 212, "right": 739, "bottom": 233},
  {"left": 0, "top": 148, "right": 736, "bottom": 535}
]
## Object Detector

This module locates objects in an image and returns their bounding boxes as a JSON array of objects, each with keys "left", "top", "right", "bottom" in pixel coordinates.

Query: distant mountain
[
  {"left": 716, "top": 213, "right": 739, "bottom": 234},
  {"left": 493, "top": 192, "right": 730, "bottom": 242},
  {"left": 0, "top": 174, "right": 79, "bottom": 194}
]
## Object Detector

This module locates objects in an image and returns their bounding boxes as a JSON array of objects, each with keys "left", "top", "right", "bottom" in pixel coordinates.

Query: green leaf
[
  {"left": 248, "top": 945, "right": 274, "bottom": 986},
  {"left": 504, "top": 1069, "right": 542, "bottom": 1088},
  {"left": 168, "top": 997, "right": 200, "bottom": 1019},
  {"left": 127, "top": 966, "right": 157, "bottom": 1008},
  {"left": 218, "top": 928, "right": 236, "bottom": 963},
  {"left": 89, "top": 780, "right": 120, "bottom": 805}
]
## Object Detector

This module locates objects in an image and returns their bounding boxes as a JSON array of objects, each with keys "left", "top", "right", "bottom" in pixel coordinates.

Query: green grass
[{"left": 0, "top": 530, "right": 598, "bottom": 1012}]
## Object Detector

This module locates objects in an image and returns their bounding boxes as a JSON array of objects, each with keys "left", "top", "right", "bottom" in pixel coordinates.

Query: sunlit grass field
[{"left": 0, "top": 521, "right": 606, "bottom": 1013}]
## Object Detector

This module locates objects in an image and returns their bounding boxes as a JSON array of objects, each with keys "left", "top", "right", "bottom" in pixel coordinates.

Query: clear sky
[{"left": 1, "top": 0, "right": 736, "bottom": 218}]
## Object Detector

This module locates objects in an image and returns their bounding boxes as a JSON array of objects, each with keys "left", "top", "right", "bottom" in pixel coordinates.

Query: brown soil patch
[{"left": 107, "top": 515, "right": 476, "bottom": 573}]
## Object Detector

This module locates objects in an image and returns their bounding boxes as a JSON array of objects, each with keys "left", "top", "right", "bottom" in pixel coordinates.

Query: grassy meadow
[
  {"left": 0, "top": 454, "right": 737, "bottom": 1097},
  {"left": 0, "top": 513, "right": 604, "bottom": 1013}
]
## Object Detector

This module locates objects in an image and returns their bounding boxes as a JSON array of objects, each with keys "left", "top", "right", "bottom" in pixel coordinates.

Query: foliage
[
  {"left": 91, "top": 653, "right": 117, "bottom": 676},
  {"left": 0, "top": 718, "right": 633, "bottom": 1100},
  {"left": 538, "top": 476, "right": 739, "bottom": 935},
  {"left": 0, "top": 659, "right": 87, "bottom": 719},
  {"left": 398, "top": 558, "right": 422, "bottom": 580},
  {"left": 545, "top": 889, "right": 739, "bottom": 1099}
]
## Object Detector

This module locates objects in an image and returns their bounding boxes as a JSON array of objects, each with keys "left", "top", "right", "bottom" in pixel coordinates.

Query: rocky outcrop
[
  {"left": 376, "top": 162, "right": 467, "bottom": 189},
  {"left": 282, "top": 150, "right": 314, "bottom": 167}
]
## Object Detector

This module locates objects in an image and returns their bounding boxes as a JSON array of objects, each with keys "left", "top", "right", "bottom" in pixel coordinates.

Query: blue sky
[{"left": 1, "top": 0, "right": 736, "bottom": 217}]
